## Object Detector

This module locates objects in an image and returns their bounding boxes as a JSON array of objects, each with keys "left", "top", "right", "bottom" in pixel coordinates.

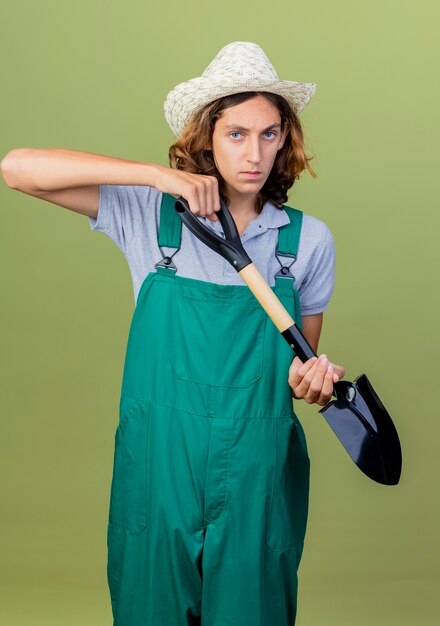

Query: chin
[
  {"left": 235, "top": 177, "right": 265, "bottom": 187},
  {"left": 224, "top": 179, "right": 265, "bottom": 197}
]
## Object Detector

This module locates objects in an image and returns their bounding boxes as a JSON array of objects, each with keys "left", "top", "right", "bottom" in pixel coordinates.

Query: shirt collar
[{"left": 200, "top": 200, "right": 290, "bottom": 238}]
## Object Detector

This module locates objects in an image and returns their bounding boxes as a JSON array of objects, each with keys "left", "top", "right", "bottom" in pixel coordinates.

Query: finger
[
  {"left": 190, "top": 180, "right": 206, "bottom": 216},
  {"left": 296, "top": 355, "right": 319, "bottom": 378},
  {"left": 203, "top": 178, "right": 213, "bottom": 216},
  {"left": 214, "top": 179, "right": 221, "bottom": 212},
  {"left": 330, "top": 362, "right": 345, "bottom": 383},
  {"left": 305, "top": 355, "right": 330, "bottom": 403},
  {"left": 288, "top": 356, "right": 306, "bottom": 397},
  {"left": 196, "top": 181, "right": 206, "bottom": 215},
  {"left": 288, "top": 356, "right": 303, "bottom": 394},
  {"left": 289, "top": 356, "right": 317, "bottom": 389},
  {"left": 210, "top": 177, "right": 219, "bottom": 219},
  {"left": 288, "top": 355, "right": 302, "bottom": 373},
  {"left": 207, "top": 178, "right": 219, "bottom": 221},
  {"left": 208, "top": 209, "right": 219, "bottom": 221},
  {"left": 317, "top": 365, "right": 335, "bottom": 406},
  {"left": 291, "top": 357, "right": 322, "bottom": 399},
  {"left": 186, "top": 186, "right": 200, "bottom": 215},
  {"left": 336, "top": 364, "right": 346, "bottom": 379},
  {"left": 288, "top": 355, "right": 304, "bottom": 374},
  {"left": 297, "top": 358, "right": 320, "bottom": 398}
]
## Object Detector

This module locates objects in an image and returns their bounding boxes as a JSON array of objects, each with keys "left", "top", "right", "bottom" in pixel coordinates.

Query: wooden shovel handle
[
  {"left": 239, "top": 263, "right": 317, "bottom": 362},
  {"left": 239, "top": 263, "right": 295, "bottom": 330}
]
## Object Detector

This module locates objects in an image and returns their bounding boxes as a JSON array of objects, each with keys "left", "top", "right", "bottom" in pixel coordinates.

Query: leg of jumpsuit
[{"left": 105, "top": 192, "right": 310, "bottom": 626}]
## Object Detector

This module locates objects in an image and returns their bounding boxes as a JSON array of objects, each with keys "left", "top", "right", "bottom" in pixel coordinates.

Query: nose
[{"left": 246, "top": 136, "right": 262, "bottom": 165}]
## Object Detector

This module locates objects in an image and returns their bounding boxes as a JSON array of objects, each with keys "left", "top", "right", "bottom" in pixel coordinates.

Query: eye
[{"left": 228, "top": 131, "right": 277, "bottom": 140}]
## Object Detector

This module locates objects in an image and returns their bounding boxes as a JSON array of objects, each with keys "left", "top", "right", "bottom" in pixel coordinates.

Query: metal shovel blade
[{"left": 320, "top": 374, "right": 402, "bottom": 485}]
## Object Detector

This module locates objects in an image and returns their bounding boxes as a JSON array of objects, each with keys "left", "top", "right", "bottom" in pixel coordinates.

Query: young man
[{"left": 2, "top": 41, "right": 344, "bottom": 626}]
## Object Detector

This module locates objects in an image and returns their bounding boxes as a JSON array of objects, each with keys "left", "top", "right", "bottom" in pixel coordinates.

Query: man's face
[{"left": 209, "top": 95, "right": 288, "bottom": 201}]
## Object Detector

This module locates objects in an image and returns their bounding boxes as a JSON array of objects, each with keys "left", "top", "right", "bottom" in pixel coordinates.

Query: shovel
[{"left": 174, "top": 195, "right": 402, "bottom": 486}]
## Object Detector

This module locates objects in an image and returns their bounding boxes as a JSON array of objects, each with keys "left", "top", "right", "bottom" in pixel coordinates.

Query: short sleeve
[
  {"left": 298, "top": 223, "right": 335, "bottom": 316},
  {"left": 87, "top": 185, "right": 146, "bottom": 254}
]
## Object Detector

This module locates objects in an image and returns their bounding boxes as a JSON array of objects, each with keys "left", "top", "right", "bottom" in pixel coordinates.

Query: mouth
[{"left": 240, "top": 171, "right": 263, "bottom": 178}]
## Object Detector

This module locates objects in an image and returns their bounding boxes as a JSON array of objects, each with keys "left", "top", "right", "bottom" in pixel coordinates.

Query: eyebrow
[{"left": 223, "top": 123, "right": 281, "bottom": 132}]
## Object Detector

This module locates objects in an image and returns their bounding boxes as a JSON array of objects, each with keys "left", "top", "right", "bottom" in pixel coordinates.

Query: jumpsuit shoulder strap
[
  {"left": 158, "top": 192, "right": 183, "bottom": 249},
  {"left": 274, "top": 204, "right": 304, "bottom": 329},
  {"left": 276, "top": 204, "right": 303, "bottom": 257},
  {"left": 274, "top": 204, "right": 303, "bottom": 293},
  {"left": 154, "top": 192, "right": 182, "bottom": 274}
]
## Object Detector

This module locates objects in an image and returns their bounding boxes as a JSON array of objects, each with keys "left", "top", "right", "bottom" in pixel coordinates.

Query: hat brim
[{"left": 164, "top": 76, "right": 317, "bottom": 137}]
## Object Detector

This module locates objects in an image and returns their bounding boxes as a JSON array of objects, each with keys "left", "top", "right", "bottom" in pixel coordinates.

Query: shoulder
[
  {"left": 282, "top": 209, "right": 334, "bottom": 260},
  {"left": 300, "top": 212, "right": 333, "bottom": 243},
  {"left": 291, "top": 211, "right": 336, "bottom": 314},
  {"left": 300, "top": 212, "right": 334, "bottom": 255}
]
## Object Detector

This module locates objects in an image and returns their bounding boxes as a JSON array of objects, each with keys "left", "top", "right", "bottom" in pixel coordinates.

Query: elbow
[{"left": 1, "top": 148, "right": 32, "bottom": 189}]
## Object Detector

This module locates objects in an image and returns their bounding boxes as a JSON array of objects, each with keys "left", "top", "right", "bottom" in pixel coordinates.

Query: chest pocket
[{"left": 170, "top": 291, "right": 267, "bottom": 388}]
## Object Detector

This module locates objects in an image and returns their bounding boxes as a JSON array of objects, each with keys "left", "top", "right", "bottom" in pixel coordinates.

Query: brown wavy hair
[{"left": 168, "top": 91, "right": 317, "bottom": 214}]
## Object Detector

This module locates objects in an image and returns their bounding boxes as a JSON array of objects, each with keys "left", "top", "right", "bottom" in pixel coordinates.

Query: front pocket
[
  {"left": 108, "top": 397, "right": 151, "bottom": 535},
  {"left": 265, "top": 419, "right": 310, "bottom": 551},
  {"left": 171, "top": 292, "right": 266, "bottom": 388}
]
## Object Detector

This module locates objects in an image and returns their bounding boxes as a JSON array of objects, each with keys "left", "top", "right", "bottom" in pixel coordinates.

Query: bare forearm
[
  {"left": 301, "top": 312, "right": 323, "bottom": 353},
  {"left": 0, "top": 147, "right": 162, "bottom": 191}
]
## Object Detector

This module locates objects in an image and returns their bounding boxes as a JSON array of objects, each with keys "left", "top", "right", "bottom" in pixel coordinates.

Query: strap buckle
[
  {"left": 155, "top": 255, "right": 178, "bottom": 271},
  {"left": 274, "top": 252, "right": 297, "bottom": 280}
]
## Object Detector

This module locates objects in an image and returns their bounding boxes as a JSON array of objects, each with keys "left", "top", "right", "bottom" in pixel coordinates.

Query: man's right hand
[{"left": 152, "top": 164, "right": 222, "bottom": 222}]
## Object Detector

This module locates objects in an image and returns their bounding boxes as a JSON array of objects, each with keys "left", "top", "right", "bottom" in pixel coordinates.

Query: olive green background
[{"left": 1, "top": 1, "right": 439, "bottom": 624}]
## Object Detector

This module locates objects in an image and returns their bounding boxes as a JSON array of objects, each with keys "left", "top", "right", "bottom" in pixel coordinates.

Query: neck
[{"left": 223, "top": 188, "right": 260, "bottom": 220}]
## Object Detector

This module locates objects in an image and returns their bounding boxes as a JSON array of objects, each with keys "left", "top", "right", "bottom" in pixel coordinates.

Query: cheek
[
  {"left": 266, "top": 145, "right": 280, "bottom": 165},
  {"left": 215, "top": 144, "right": 236, "bottom": 171}
]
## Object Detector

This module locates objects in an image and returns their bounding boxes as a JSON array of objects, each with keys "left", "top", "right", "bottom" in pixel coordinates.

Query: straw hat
[{"left": 163, "top": 41, "right": 317, "bottom": 137}]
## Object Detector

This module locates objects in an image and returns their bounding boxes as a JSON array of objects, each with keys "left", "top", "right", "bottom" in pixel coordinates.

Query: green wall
[{"left": 1, "top": 1, "right": 438, "bottom": 624}]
